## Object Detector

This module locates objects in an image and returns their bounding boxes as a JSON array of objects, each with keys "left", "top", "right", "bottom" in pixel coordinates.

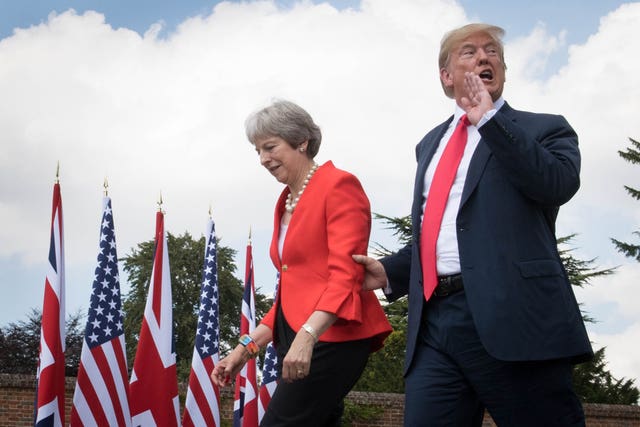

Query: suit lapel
[
  {"left": 460, "top": 102, "right": 515, "bottom": 207},
  {"left": 414, "top": 103, "right": 517, "bottom": 223},
  {"left": 412, "top": 118, "right": 452, "bottom": 240},
  {"left": 270, "top": 190, "right": 287, "bottom": 269},
  {"left": 270, "top": 161, "right": 329, "bottom": 266},
  {"left": 459, "top": 137, "right": 491, "bottom": 207}
]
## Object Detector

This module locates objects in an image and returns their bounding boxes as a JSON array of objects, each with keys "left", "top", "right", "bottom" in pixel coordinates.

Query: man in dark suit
[{"left": 353, "top": 23, "right": 593, "bottom": 426}]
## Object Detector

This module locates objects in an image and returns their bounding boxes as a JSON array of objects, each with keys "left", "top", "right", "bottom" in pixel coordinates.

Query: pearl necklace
[{"left": 285, "top": 163, "right": 319, "bottom": 213}]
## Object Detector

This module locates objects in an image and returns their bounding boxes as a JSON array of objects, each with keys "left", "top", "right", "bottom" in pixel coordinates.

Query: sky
[{"left": 1, "top": 0, "right": 639, "bottom": 387}]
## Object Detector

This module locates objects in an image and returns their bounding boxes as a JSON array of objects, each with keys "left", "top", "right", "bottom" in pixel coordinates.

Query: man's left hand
[{"left": 461, "top": 72, "right": 494, "bottom": 125}]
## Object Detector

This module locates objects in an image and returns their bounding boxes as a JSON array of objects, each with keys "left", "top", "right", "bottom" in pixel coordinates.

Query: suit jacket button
[{"left": 282, "top": 264, "right": 288, "bottom": 271}]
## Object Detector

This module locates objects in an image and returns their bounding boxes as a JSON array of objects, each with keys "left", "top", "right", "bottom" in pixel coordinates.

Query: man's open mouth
[{"left": 479, "top": 69, "right": 493, "bottom": 81}]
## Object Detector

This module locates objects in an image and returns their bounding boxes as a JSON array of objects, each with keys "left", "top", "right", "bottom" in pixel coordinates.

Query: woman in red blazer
[{"left": 212, "top": 100, "right": 391, "bottom": 426}]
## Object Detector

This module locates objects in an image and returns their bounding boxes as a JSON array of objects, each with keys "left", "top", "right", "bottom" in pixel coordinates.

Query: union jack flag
[
  {"left": 182, "top": 218, "right": 221, "bottom": 427},
  {"left": 129, "top": 210, "right": 180, "bottom": 426},
  {"left": 233, "top": 241, "right": 259, "bottom": 427},
  {"left": 70, "top": 196, "right": 131, "bottom": 426},
  {"left": 35, "top": 181, "right": 66, "bottom": 427}
]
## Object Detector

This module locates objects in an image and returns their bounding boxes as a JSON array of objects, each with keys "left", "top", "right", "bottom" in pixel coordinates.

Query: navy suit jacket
[{"left": 381, "top": 102, "right": 593, "bottom": 374}]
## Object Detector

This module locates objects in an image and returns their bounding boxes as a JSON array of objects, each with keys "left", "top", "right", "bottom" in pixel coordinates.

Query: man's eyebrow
[{"left": 456, "top": 43, "right": 475, "bottom": 54}]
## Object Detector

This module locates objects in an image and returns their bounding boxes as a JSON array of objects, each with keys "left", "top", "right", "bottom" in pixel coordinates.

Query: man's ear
[{"left": 440, "top": 67, "right": 453, "bottom": 89}]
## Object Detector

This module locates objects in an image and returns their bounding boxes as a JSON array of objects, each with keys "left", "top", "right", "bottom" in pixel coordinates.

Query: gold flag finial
[
  {"left": 208, "top": 204, "right": 213, "bottom": 219},
  {"left": 55, "top": 162, "right": 60, "bottom": 184},
  {"left": 103, "top": 177, "right": 109, "bottom": 196},
  {"left": 158, "top": 192, "right": 164, "bottom": 213},
  {"left": 248, "top": 225, "right": 252, "bottom": 244}
]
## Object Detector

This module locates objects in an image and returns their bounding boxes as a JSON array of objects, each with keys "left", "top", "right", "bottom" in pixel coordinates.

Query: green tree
[
  {"left": 611, "top": 137, "right": 640, "bottom": 262},
  {"left": 573, "top": 347, "right": 639, "bottom": 405},
  {"left": 0, "top": 308, "right": 84, "bottom": 376},
  {"left": 121, "top": 231, "right": 272, "bottom": 382},
  {"left": 355, "top": 214, "right": 639, "bottom": 405},
  {"left": 354, "top": 214, "right": 410, "bottom": 393},
  {"left": 555, "top": 235, "right": 638, "bottom": 404},
  {"left": 353, "top": 298, "right": 407, "bottom": 393},
  {"left": 557, "top": 234, "right": 615, "bottom": 324}
]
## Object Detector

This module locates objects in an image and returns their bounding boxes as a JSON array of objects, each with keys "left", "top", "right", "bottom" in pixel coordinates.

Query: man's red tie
[{"left": 420, "top": 114, "right": 470, "bottom": 301}]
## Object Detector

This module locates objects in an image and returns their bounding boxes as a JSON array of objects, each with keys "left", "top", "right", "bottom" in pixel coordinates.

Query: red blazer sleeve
[{"left": 313, "top": 172, "right": 370, "bottom": 323}]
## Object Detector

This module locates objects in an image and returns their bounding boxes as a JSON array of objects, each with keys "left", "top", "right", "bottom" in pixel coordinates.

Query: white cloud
[
  {"left": 576, "top": 260, "right": 640, "bottom": 382},
  {"left": 589, "top": 321, "right": 640, "bottom": 385},
  {"left": 1, "top": 0, "right": 640, "bottom": 383},
  {"left": 505, "top": 22, "right": 567, "bottom": 81}
]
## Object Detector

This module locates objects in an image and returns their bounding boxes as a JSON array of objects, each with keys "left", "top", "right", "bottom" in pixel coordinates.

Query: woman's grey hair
[{"left": 245, "top": 100, "right": 322, "bottom": 158}]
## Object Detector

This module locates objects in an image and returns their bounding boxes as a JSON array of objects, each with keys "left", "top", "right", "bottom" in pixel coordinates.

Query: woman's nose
[{"left": 259, "top": 151, "right": 269, "bottom": 165}]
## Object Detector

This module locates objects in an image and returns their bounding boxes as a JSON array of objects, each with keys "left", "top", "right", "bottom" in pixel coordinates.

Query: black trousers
[
  {"left": 260, "top": 309, "right": 371, "bottom": 427},
  {"left": 404, "top": 289, "right": 586, "bottom": 427}
]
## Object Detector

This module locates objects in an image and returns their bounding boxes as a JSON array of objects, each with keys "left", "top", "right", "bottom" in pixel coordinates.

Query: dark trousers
[
  {"left": 260, "top": 311, "right": 371, "bottom": 427},
  {"left": 404, "top": 290, "right": 586, "bottom": 427}
]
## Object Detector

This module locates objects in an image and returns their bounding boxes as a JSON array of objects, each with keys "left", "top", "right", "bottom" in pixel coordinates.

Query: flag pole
[{"left": 158, "top": 192, "right": 164, "bottom": 213}]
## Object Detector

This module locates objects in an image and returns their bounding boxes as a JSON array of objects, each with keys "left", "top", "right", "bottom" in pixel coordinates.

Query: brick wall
[
  {"left": 0, "top": 374, "right": 76, "bottom": 427},
  {"left": 2, "top": 374, "right": 638, "bottom": 426}
]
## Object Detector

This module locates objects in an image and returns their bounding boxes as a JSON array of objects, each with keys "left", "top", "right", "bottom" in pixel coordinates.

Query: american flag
[
  {"left": 70, "top": 196, "right": 131, "bottom": 426},
  {"left": 35, "top": 181, "right": 66, "bottom": 427},
  {"left": 258, "top": 342, "right": 279, "bottom": 423},
  {"left": 129, "top": 210, "right": 180, "bottom": 426},
  {"left": 233, "top": 241, "right": 259, "bottom": 427},
  {"left": 258, "top": 274, "right": 279, "bottom": 423},
  {"left": 182, "top": 218, "right": 221, "bottom": 427}
]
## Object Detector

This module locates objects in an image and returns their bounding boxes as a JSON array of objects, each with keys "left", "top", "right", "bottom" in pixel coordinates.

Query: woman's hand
[
  {"left": 210, "top": 345, "right": 248, "bottom": 387},
  {"left": 281, "top": 329, "right": 316, "bottom": 383}
]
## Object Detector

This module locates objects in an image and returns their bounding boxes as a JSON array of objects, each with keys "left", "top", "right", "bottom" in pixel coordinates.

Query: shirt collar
[{"left": 453, "top": 97, "right": 505, "bottom": 123}]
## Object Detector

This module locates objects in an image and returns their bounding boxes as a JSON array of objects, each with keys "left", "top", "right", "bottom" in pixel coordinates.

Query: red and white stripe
[
  {"left": 183, "top": 347, "right": 220, "bottom": 426},
  {"left": 70, "top": 336, "right": 131, "bottom": 426}
]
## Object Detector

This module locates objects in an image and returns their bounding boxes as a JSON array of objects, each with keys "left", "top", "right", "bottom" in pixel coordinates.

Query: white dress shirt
[{"left": 421, "top": 98, "right": 504, "bottom": 276}]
